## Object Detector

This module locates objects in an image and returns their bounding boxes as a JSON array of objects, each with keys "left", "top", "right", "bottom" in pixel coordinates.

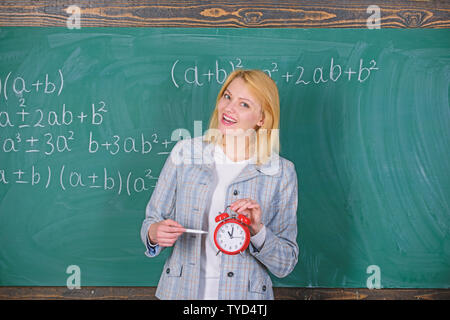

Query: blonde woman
[{"left": 141, "top": 69, "right": 299, "bottom": 300}]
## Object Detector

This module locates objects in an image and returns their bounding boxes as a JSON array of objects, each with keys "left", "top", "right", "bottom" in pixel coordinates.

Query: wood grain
[
  {"left": 0, "top": 287, "right": 449, "bottom": 300},
  {"left": 0, "top": 0, "right": 448, "bottom": 28}
]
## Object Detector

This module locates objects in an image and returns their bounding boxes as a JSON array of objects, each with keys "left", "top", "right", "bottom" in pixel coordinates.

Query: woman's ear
[{"left": 257, "top": 111, "right": 265, "bottom": 127}]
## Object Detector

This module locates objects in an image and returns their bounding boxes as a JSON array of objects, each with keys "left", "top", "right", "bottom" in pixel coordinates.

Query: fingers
[
  {"left": 161, "top": 219, "right": 186, "bottom": 232},
  {"left": 152, "top": 219, "right": 186, "bottom": 247},
  {"left": 230, "top": 198, "right": 260, "bottom": 214},
  {"left": 230, "top": 199, "right": 262, "bottom": 232}
]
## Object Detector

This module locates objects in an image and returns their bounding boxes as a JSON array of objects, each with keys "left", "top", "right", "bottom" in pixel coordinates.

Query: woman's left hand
[{"left": 229, "top": 198, "right": 263, "bottom": 236}]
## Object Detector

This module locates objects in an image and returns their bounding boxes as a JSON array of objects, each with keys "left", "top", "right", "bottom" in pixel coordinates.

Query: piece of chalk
[{"left": 184, "top": 228, "right": 208, "bottom": 234}]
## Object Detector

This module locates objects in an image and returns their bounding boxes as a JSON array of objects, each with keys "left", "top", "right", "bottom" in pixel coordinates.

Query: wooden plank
[
  {"left": 0, "top": 287, "right": 449, "bottom": 300},
  {"left": 0, "top": 0, "right": 448, "bottom": 28},
  {"left": 274, "top": 287, "right": 450, "bottom": 300}
]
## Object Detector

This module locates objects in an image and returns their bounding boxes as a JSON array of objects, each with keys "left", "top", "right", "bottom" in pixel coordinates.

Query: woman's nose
[{"left": 225, "top": 98, "right": 238, "bottom": 113}]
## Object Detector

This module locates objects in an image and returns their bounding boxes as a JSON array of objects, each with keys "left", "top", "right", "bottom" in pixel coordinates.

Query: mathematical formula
[
  {"left": 0, "top": 69, "right": 64, "bottom": 102},
  {"left": 1, "top": 56, "right": 380, "bottom": 197},
  {"left": 0, "top": 68, "right": 175, "bottom": 197},
  {"left": 170, "top": 57, "right": 379, "bottom": 88},
  {"left": 0, "top": 165, "right": 158, "bottom": 196},
  {"left": 0, "top": 100, "right": 107, "bottom": 129}
]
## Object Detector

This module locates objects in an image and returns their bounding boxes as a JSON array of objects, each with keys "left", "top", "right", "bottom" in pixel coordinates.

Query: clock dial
[{"left": 216, "top": 221, "right": 247, "bottom": 253}]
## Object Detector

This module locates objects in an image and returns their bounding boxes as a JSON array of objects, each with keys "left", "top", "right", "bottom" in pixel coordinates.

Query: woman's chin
[{"left": 220, "top": 128, "right": 242, "bottom": 136}]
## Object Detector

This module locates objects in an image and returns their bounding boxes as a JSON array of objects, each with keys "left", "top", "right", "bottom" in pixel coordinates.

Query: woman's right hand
[{"left": 148, "top": 219, "right": 186, "bottom": 247}]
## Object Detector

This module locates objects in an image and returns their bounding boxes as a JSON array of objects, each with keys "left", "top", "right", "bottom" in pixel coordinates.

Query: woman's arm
[
  {"left": 247, "top": 160, "right": 299, "bottom": 278},
  {"left": 140, "top": 140, "right": 184, "bottom": 257}
]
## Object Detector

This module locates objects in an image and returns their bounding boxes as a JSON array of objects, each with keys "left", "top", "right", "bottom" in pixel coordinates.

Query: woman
[{"left": 140, "top": 69, "right": 298, "bottom": 300}]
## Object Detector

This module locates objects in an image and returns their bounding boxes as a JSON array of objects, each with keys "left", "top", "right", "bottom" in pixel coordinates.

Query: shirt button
[
  {"left": 166, "top": 268, "right": 170, "bottom": 274},
  {"left": 227, "top": 272, "right": 234, "bottom": 277},
  {"left": 262, "top": 285, "right": 267, "bottom": 292},
  {"left": 233, "top": 190, "right": 238, "bottom": 196}
]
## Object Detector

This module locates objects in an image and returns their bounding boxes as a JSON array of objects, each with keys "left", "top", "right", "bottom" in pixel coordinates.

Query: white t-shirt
[{"left": 198, "top": 145, "right": 266, "bottom": 300}]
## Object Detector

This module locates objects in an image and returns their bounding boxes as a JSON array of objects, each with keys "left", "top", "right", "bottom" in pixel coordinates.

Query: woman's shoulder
[
  {"left": 279, "top": 155, "right": 296, "bottom": 173},
  {"left": 257, "top": 152, "right": 297, "bottom": 182},
  {"left": 268, "top": 155, "right": 298, "bottom": 190},
  {"left": 279, "top": 156, "right": 297, "bottom": 181},
  {"left": 169, "top": 136, "right": 213, "bottom": 164}
]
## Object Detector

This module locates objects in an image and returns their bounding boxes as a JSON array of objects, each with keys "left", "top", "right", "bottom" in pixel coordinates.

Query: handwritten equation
[
  {"left": 170, "top": 57, "right": 379, "bottom": 88},
  {"left": 0, "top": 69, "right": 64, "bottom": 102},
  {"left": 0, "top": 93, "right": 175, "bottom": 156},
  {"left": 0, "top": 165, "right": 158, "bottom": 196},
  {"left": 0, "top": 68, "right": 176, "bottom": 197}
]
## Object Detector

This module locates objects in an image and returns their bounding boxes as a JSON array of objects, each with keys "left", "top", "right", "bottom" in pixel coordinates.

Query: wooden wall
[
  {"left": 0, "top": 0, "right": 449, "bottom": 28},
  {"left": 1, "top": 286, "right": 450, "bottom": 300},
  {"left": 0, "top": 0, "right": 449, "bottom": 300}
]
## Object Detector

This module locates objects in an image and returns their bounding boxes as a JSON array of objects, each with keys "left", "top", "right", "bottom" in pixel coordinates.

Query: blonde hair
[{"left": 204, "top": 69, "right": 280, "bottom": 165}]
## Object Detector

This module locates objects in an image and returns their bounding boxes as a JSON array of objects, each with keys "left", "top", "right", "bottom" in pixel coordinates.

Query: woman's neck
[{"left": 220, "top": 135, "right": 256, "bottom": 162}]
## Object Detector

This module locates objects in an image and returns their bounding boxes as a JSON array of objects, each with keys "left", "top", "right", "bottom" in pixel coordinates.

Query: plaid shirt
[{"left": 140, "top": 136, "right": 299, "bottom": 300}]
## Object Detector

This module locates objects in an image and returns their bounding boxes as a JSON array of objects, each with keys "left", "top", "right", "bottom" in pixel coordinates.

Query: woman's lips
[{"left": 221, "top": 114, "right": 237, "bottom": 126}]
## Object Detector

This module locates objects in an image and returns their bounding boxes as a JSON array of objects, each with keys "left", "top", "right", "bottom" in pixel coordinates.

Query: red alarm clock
[{"left": 214, "top": 208, "right": 251, "bottom": 255}]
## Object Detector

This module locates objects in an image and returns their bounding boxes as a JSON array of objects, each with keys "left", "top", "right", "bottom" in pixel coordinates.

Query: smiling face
[
  {"left": 205, "top": 69, "right": 280, "bottom": 165},
  {"left": 217, "top": 77, "right": 264, "bottom": 136}
]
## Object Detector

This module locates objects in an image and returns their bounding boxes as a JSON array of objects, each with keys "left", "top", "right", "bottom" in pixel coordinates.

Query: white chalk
[{"left": 184, "top": 228, "right": 208, "bottom": 234}]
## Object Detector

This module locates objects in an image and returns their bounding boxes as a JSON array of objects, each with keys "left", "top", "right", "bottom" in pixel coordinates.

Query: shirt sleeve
[
  {"left": 144, "top": 233, "right": 160, "bottom": 258},
  {"left": 140, "top": 140, "right": 184, "bottom": 258},
  {"left": 248, "top": 160, "right": 299, "bottom": 278}
]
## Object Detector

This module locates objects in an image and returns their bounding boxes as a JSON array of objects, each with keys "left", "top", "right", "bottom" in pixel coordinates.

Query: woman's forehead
[{"left": 226, "top": 77, "right": 261, "bottom": 106}]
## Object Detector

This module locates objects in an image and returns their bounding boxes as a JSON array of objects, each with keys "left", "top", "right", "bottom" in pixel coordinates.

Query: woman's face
[{"left": 217, "top": 77, "right": 264, "bottom": 136}]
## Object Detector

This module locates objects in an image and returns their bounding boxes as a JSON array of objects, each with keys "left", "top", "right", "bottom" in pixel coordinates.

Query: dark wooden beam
[
  {"left": 0, "top": 287, "right": 449, "bottom": 300},
  {"left": 0, "top": 0, "right": 448, "bottom": 28}
]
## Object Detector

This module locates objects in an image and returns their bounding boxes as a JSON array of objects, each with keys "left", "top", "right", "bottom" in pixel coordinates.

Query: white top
[{"left": 198, "top": 145, "right": 266, "bottom": 300}]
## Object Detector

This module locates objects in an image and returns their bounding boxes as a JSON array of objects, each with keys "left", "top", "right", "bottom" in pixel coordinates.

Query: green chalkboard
[{"left": 0, "top": 27, "right": 449, "bottom": 288}]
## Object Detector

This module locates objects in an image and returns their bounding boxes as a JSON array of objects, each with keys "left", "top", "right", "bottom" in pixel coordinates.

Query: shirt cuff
[
  {"left": 250, "top": 225, "right": 266, "bottom": 252},
  {"left": 145, "top": 234, "right": 159, "bottom": 257}
]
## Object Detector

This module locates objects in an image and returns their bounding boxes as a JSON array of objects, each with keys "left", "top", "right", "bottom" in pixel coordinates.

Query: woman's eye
[
  {"left": 240, "top": 102, "right": 250, "bottom": 108},
  {"left": 224, "top": 93, "right": 230, "bottom": 99}
]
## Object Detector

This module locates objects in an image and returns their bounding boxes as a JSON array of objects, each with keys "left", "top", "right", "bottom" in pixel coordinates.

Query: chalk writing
[
  {"left": 0, "top": 69, "right": 64, "bottom": 102},
  {"left": 0, "top": 68, "right": 177, "bottom": 198},
  {"left": 0, "top": 165, "right": 158, "bottom": 196},
  {"left": 170, "top": 57, "right": 379, "bottom": 88}
]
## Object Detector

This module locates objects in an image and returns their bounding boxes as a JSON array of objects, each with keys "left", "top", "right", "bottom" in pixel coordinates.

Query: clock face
[{"left": 214, "top": 220, "right": 249, "bottom": 254}]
